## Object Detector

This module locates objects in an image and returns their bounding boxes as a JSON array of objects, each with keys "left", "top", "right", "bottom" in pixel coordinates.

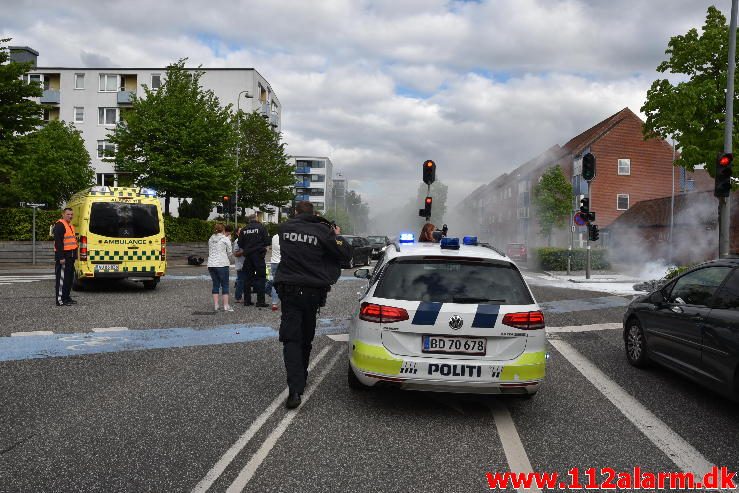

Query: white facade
[
  {"left": 25, "top": 66, "right": 281, "bottom": 186},
  {"left": 290, "top": 156, "right": 333, "bottom": 213}
]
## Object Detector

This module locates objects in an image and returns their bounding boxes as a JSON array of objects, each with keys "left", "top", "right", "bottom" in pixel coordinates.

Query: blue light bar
[
  {"left": 463, "top": 236, "right": 478, "bottom": 246},
  {"left": 399, "top": 233, "right": 415, "bottom": 243},
  {"left": 440, "top": 237, "right": 460, "bottom": 250}
]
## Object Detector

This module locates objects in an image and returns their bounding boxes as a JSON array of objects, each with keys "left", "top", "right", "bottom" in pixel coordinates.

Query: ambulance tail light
[
  {"left": 502, "top": 311, "right": 545, "bottom": 330},
  {"left": 161, "top": 237, "right": 166, "bottom": 261},
  {"left": 359, "top": 302, "right": 409, "bottom": 323},
  {"left": 80, "top": 235, "right": 88, "bottom": 261}
]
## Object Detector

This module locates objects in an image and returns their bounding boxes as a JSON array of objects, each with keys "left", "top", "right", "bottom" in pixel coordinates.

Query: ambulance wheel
[
  {"left": 348, "top": 366, "right": 370, "bottom": 390},
  {"left": 143, "top": 279, "right": 159, "bottom": 290},
  {"left": 72, "top": 271, "right": 86, "bottom": 291}
]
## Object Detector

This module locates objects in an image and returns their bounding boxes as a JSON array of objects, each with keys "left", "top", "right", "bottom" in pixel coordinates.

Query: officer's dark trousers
[
  {"left": 278, "top": 287, "right": 323, "bottom": 395},
  {"left": 243, "top": 252, "right": 266, "bottom": 304},
  {"left": 55, "top": 255, "right": 74, "bottom": 304}
]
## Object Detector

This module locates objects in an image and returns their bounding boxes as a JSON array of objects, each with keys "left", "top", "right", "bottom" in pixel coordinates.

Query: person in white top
[
  {"left": 269, "top": 233, "right": 281, "bottom": 310},
  {"left": 207, "top": 223, "right": 234, "bottom": 311}
]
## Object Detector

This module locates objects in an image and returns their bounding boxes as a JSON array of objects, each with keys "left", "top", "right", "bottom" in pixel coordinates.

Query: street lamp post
[{"left": 234, "top": 90, "right": 252, "bottom": 230}]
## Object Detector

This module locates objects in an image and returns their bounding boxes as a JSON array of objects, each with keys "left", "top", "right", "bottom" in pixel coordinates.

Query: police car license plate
[
  {"left": 422, "top": 335, "right": 486, "bottom": 356},
  {"left": 94, "top": 264, "right": 119, "bottom": 273}
]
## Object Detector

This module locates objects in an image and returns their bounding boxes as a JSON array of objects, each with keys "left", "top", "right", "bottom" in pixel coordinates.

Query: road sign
[{"left": 573, "top": 211, "right": 588, "bottom": 226}]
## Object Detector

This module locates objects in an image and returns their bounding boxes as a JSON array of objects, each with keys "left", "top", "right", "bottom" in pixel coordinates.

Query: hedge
[
  {"left": 0, "top": 207, "right": 283, "bottom": 242},
  {"left": 536, "top": 247, "right": 610, "bottom": 271}
]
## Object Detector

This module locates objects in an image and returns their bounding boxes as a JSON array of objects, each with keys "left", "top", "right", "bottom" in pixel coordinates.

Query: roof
[
  {"left": 386, "top": 242, "right": 509, "bottom": 262},
  {"left": 562, "top": 107, "right": 637, "bottom": 155}
]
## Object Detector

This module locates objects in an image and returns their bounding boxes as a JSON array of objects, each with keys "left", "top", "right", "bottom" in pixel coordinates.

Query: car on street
[
  {"left": 341, "top": 235, "right": 373, "bottom": 268},
  {"left": 348, "top": 235, "right": 546, "bottom": 395},
  {"left": 506, "top": 242, "right": 527, "bottom": 263},
  {"left": 367, "top": 235, "right": 391, "bottom": 260},
  {"left": 624, "top": 258, "right": 739, "bottom": 400}
]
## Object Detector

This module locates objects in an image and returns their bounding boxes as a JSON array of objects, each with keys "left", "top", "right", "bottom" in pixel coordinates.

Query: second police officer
[
  {"left": 275, "top": 201, "right": 351, "bottom": 409},
  {"left": 238, "top": 213, "right": 271, "bottom": 307}
]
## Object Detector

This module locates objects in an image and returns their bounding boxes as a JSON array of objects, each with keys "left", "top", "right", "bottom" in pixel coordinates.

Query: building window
[
  {"left": 151, "top": 73, "right": 161, "bottom": 90},
  {"left": 27, "top": 73, "right": 43, "bottom": 87},
  {"left": 618, "top": 159, "right": 631, "bottom": 175},
  {"left": 311, "top": 174, "right": 324, "bottom": 182},
  {"left": 42, "top": 108, "right": 51, "bottom": 123},
  {"left": 74, "top": 73, "right": 85, "bottom": 90},
  {"left": 98, "top": 107, "right": 119, "bottom": 125},
  {"left": 74, "top": 107, "right": 84, "bottom": 123},
  {"left": 99, "top": 74, "right": 120, "bottom": 92},
  {"left": 96, "top": 173, "right": 115, "bottom": 186},
  {"left": 617, "top": 194, "right": 629, "bottom": 210},
  {"left": 97, "top": 140, "right": 116, "bottom": 159}
]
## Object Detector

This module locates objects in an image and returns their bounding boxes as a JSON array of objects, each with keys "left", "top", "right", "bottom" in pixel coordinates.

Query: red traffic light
[
  {"left": 719, "top": 154, "right": 733, "bottom": 166},
  {"left": 425, "top": 160, "right": 434, "bottom": 168},
  {"left": 223, "top": 195, "right": 230, "bottom": 200},
  {"left": 425, "top": 197, "right": 432, "bottom": 204}
]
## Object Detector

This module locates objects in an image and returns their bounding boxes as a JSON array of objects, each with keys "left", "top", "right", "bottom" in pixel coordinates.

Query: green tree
[
  {"left": 234, "top": 111, "right": 294, "bottom": 215},
  {"left": 9, "top": 121, "right": 93, "bottom": 208},
  {"left": 346, "top": 189, "right": 370, "bottom": 233},
  {"left": 189, "top": 196, "right": 213, "bottom": 220},
  {"left": 0, "top": 39, "right": 43, "bottom": 191},
  {"left": 110, "top": 59, "right": 237, "bottom": 215},
  {"left": 641, "top": 6, "right": 738, "bottom": 177},
  {"left": 322, "top": 207, "right": 352, "bottom": 233},
  {"left": 532, "top": 165, "right": 573, "bottom": 246}
]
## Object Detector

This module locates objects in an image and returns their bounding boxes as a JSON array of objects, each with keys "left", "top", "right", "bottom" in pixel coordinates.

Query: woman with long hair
[
  {"left": 418, "top": 223, "right": 437, "bottom": 243},
  {"left": 207, "top": 223, "right": 234, "bottom": 311}
]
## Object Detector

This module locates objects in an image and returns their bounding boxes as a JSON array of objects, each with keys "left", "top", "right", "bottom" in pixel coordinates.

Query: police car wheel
[{"left": 347, "top": 365, "right": 370, "bottom": 390}]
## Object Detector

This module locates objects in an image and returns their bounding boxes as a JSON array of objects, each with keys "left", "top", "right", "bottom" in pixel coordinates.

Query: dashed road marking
[
  {"left": 327, "top": 333, "right": 349, "bottom": 342},
  {"left": 225, "top": 347, "right": 343, "bottom": 493},
  {"left": 549, "top": 338, "right": 714, "bottom": 479},
  {"left": 0, "top": 274, "right": 55, "bottom": 286},
  {"left": 490, "top": 400, "right": 541, "bottom": 493},
  {"left": 91, "top": 327, "right": 129, "bottom": 333},
  {"left": 10, "top": 330, "right": 54, "bottom": 337},
  {"left": 192, "top": 345, "right": 334, "bottom": 493}
]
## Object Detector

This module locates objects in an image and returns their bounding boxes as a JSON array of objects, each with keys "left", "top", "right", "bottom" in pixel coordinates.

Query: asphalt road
[{"left": 1, "top": 264, "right": 737, "bottom": 492}]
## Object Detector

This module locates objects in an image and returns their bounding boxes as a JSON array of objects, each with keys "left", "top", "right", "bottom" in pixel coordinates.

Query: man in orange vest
[{"left": 54, "top": 207, "right": 78, "bottom": 306}]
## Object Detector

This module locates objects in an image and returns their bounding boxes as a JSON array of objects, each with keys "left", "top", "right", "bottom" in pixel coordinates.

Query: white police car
[{"left": 348, "top": 235, "right": 546, "bottom": 395}]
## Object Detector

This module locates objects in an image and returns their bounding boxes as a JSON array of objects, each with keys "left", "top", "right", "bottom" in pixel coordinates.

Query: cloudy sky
[{"left": 1, "top": 0, "right": 728, "bottom": 216}]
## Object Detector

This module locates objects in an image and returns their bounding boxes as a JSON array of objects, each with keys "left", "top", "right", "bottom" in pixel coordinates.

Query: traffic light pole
[
  {"left": 720, "top": 0, "right": 738, "bottom": 258},
  {"left": 586, "top": 184, "right": 592, "bottom": 279},
  {"left": 426, "top": 183, "right": 431, "bottom": 222}
]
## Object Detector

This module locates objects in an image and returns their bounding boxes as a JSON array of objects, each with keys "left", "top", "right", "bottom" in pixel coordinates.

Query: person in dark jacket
[
  {"left": 53, "top": 207, "right": 78, "bottom": 306},
  {"left": 238, "top": 214, "right": 271, "bottom": 306},
  {"left": 275, "top": 201, "right": 352, "bottom": 408}
]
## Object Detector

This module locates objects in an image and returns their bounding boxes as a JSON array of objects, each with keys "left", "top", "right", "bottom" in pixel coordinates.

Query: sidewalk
[{"left": 542, "top": 271, "right": 641, "bottom": 284}]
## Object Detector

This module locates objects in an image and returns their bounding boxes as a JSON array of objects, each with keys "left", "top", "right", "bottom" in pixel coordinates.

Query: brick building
[{"left": 458, "top": 108, "right": 711, "bottom": 251}]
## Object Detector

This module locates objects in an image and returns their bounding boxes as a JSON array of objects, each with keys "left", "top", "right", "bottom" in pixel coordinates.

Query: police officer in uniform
[
  {"left": 275, "top": 201, "right": 351, "bottom": 408},
  {"left": 238, "top": 214, "right": 270, "bottom": 307},
  {"left": 53, "top": 207, "right": 78, "bottom": 306}
]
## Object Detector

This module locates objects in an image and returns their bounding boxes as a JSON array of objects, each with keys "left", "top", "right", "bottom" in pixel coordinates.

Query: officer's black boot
[
  {"left": 255, "top": 291, "right": 268, "bottom": 307},
  {"left": 286, "top": 392, "right": 301, "bottom": 409}
]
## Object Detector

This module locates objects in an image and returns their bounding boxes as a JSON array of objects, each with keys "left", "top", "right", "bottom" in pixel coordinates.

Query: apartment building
[
  {"left": 9, "top": 46, "right": 281, "bottom": 188},
  {"left": 458, "top": 108, "right": 711, "bottom": 251},
  {"left": 290, "top": 156, "right": 333, "bottom": 213}
]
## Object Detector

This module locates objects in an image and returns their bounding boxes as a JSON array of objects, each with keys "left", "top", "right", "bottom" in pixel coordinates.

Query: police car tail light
[
  {"left": 359, "top": 302, "right": 409, "bottom": 323},
  {"left": 161, "top": 237, "right": 166, "bottom": 261},
  {"left": 502, "top": 311, "right": 545, "bottom": 330},
  {"left": 80, "top": 235, "right": 88, "bottom": 261}
]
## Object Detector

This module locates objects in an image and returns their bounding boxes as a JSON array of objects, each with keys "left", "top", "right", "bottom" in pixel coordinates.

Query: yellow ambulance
[{"left": 66, "top": 186, "right": 166, "bottom": 290}]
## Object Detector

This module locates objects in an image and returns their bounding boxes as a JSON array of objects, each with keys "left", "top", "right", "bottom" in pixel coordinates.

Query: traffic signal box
[
  {"left": 423, "top": 160, "right": 436, "bottom": 185},
  {"left": 579, "top": 197, "right": 589, "bottom": 215},
  {"left": 588, "top": 223, "right": 600, "bottom": 242},
  {"left": 715, "top": 153, "right": 734, "bottom": 198},
  {"left": 582, "top": 153, "right": 596, "bottom": 181},
  {"left": 419, "top": 196, "right": 432, "bottom": 218}
]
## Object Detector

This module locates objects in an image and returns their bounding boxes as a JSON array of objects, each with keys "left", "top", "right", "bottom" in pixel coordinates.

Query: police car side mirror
[{"left": 354, "top": 268, "right": 371, "bottom": 279}]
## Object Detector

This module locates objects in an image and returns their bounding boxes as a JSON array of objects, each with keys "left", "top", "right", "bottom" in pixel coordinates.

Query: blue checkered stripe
[{"left": 411, "top": 302, "right": 500, "bottom": 328}]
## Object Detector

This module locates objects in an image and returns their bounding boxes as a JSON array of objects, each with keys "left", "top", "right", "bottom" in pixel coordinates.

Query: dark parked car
[
  {"left": 367, "top": 235, "right": 391, "bottom": 259},
  {"left": 624, "top": 258, "right": 739, "bottom": 400},
  {"left": 341, "top": 235, "right": 373, "bottom": 268}
]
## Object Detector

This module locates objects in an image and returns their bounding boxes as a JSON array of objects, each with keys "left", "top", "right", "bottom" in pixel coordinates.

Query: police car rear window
[
  {"left": 89, "top": 203, "right": 160, "bottom": 238},
  {"left": 373, "top": 259, "right": 533, "bottom": 304}
]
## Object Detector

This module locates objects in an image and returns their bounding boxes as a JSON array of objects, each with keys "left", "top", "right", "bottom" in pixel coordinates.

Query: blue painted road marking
[{"left": 1, "top": 321, "right": 349, "bottom": 362}]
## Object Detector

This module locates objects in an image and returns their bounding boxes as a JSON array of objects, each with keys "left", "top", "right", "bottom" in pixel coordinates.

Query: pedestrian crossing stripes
[{"left": 0, "top": 274, "right": 55, "bottom": 286}]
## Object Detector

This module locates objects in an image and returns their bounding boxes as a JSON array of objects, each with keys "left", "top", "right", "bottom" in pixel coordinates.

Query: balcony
[
  {"left": 269, "top": 112, "right": 279, "bottom": 128},
  {"left": 295, "top": 194, "right": 310, "bottom": 201},
  {"left": 117, "top": 91, "right": 135, "bottom": 104},
  {"left": 41, "top": 89, "right": 60, "bottom": 104},
  {"left": 295, "top": 180, "right": 310, "bottom": 187},
  {"left": 295, "top": 167, "right": 311, "bottom": 174}
]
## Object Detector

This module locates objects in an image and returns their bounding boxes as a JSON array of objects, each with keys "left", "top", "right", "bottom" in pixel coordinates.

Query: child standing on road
[{"left": 207, "top": 223, "right": 234, "bottom": 312}]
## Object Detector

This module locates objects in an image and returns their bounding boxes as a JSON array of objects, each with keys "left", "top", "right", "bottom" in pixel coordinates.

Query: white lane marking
[
  {"left": 549, "top": 338, "right": 714, "bottom": 478},
  {"left": 491, "top": 401, "right": 541, "bottom": 493},
  {"left": 192, "top": 345, "right": 333, "bottom": 493},
  {"left": 92, "top": 327, "right": 129, "bottom": 333},
  {"left": 10, "top": 330, "right": 54, "bottom": 337},
  {"left": 226, "top": 348, "right": 343, "bottom": 493},
  {"left": 326, "top": 333, "right": 349, "bottom": 342},
  {"left": 546, "top": 323, "right": 621, "bottom": 333}
]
